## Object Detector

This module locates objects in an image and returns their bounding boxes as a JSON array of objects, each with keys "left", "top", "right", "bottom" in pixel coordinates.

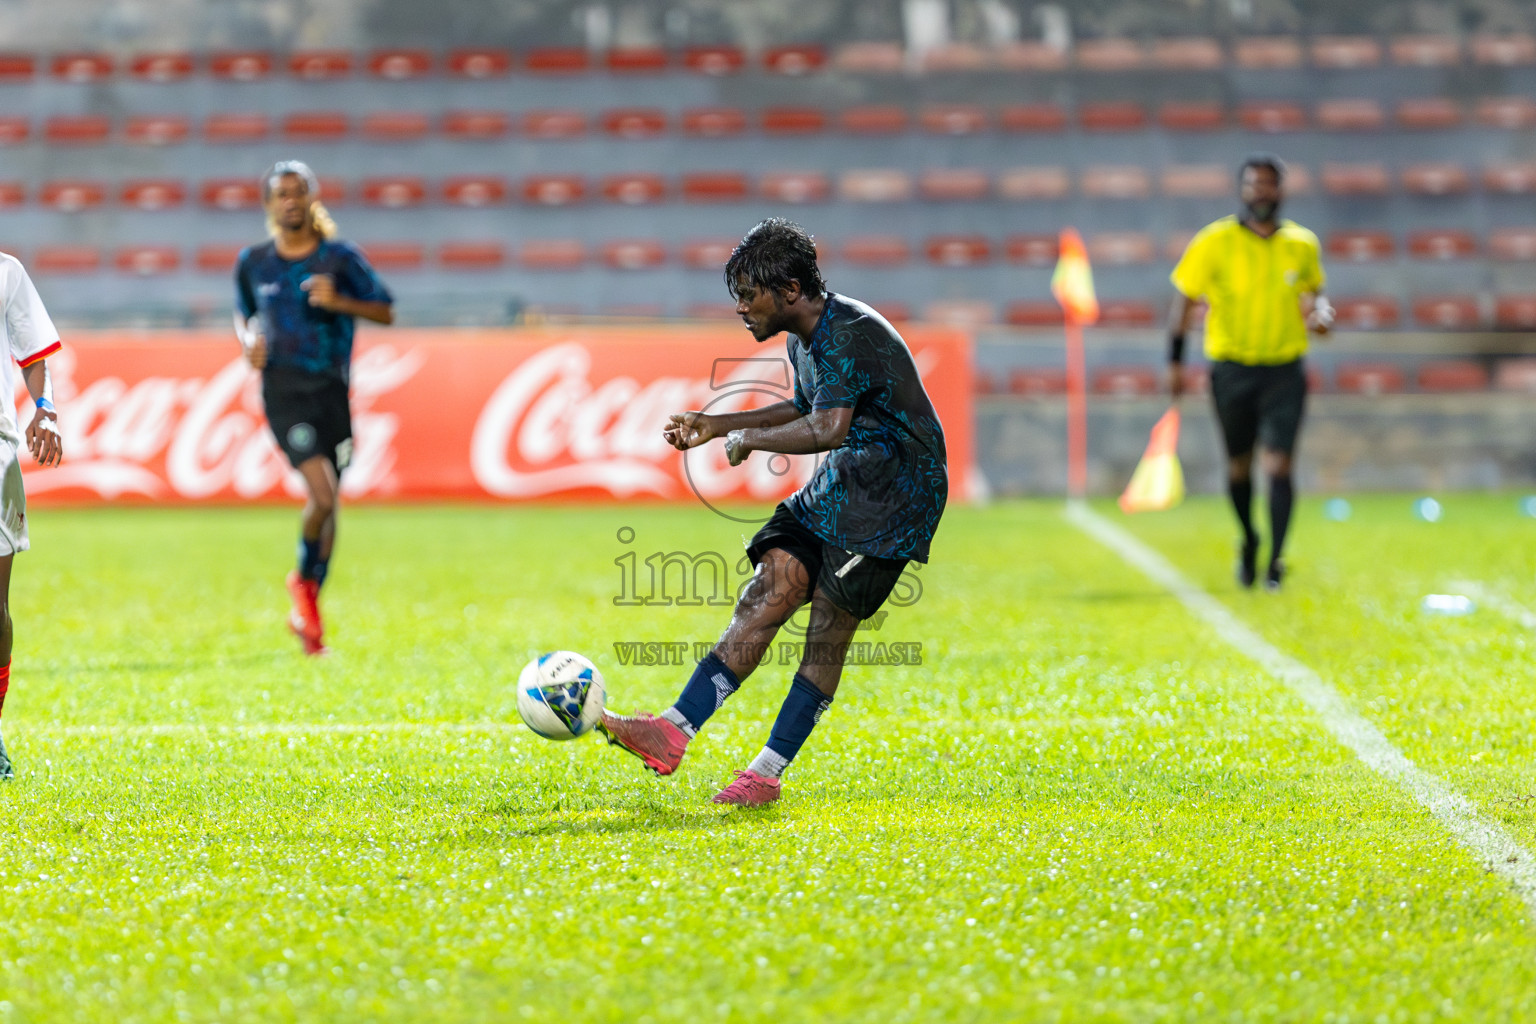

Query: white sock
[
  {"left": 747, "top": 747, "right": 789, "bottom": 779},
  {"left": 660, "top": 706, "right": 697, "bottom": 739}
]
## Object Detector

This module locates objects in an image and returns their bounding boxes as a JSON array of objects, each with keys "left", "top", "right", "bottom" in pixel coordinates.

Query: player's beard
[{"left": 1243, "top": 198, "right": 1280, "bottom": 223}]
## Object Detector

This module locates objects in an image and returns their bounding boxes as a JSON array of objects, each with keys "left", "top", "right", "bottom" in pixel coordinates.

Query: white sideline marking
[
  {"left": 1067, "top": 501, "right": 1536, "bottom": 916},
  {"left": 1448, "top": 580, "right": 1536, "bottom": 631}
]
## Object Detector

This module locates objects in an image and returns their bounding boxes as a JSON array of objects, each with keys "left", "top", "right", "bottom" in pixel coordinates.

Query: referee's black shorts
[
  {"left": 261, "top": 368, "right": 354, "bottom": 473},
  {"left": 1209, "top": 358, "right": 1308, "bottom": 458}
]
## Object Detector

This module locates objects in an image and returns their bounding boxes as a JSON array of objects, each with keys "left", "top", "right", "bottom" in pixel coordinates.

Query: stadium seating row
[
  {"left": 13, "top": 99, "right": 1536, "bottom": 145},
  {"left": 6, "top": 35, "right": 1536, "bottom": 83}
]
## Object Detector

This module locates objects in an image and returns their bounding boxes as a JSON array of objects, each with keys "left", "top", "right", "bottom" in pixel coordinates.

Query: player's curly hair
[
  {"left": 724, "top": 218, "right": 825, "bottom": 300},
  {"left": 262, "top": 160, "right": 338, "bottom": 240}
]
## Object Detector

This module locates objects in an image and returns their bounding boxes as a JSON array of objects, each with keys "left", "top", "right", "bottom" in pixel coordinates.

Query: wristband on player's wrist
[
  {"left": 1168, "top": 332, "right": 1187, "bottom": 364},
  {"left": 34, "top": 396, "right": 55, "bottom": 414}
]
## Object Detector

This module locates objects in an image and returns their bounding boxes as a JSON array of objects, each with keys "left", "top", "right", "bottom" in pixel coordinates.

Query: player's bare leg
[
  {"left": 1261, "top": 447, "right": 1295, "bottom": 591},
  {"left": 602, "top": 548, "right": 812, "bottom": 775},
  {"left": 287, "top": 455, "right": 338, "bottom": 655},
  {"left": 0, "top": 553, "right": 16, "bottom": 779},
  {"left": 1227, "top": 451, "right": 1260, "bottom": 587}
]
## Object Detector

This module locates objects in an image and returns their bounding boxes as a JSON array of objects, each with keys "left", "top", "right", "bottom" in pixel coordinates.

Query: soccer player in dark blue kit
[
  {"left": 601, "top": 218, "right": 948, "bottom": 805},
  {"left": 233, "top": 161, "right": 394, "bottom": 656}
]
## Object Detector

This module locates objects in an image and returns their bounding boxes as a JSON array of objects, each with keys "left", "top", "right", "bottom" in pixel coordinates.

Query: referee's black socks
[
  {"left": 1228, "top": 478, "right": 1257, "bottom": 546},
  {"left": 1268, "top": 474, "right": 1295, "bottom": 563}
]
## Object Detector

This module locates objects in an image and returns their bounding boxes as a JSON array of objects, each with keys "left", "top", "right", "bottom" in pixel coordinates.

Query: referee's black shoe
[
  {"left": 1265, "top": 559, "right": 1284, "bottom": 593},
  {"left": 1236, "top": 537, "right": 1260, "bottom": 588}
]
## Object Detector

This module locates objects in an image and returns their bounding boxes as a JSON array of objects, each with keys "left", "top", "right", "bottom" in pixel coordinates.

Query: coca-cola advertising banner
[{"left": 21, "top": 326, "right": 974, "bottom": 504}]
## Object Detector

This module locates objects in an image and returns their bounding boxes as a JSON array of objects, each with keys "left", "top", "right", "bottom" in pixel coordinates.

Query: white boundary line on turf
[
  {"left": 1066, "top": 501, "right": 1536, "bottom": 917},
  {"left": 1447, "top": 580, "right": 1536, "bottom": 631}
]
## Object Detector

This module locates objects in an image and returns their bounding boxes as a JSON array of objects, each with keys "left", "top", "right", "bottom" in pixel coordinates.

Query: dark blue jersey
[
  {"left": 783, "top": 294, "right": 948, "bottom": 562},
  {"left": 234, "top": 239, "right": 392, "bottom": 381}
]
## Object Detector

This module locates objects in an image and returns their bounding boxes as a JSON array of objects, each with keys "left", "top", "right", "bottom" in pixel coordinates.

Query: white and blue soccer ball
[{"left": 516, "top": 651, "right": 606, "bottom": 740}]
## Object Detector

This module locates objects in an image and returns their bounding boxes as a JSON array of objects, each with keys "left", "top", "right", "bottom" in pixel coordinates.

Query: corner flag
[
  {"left": 1051, "top": 228, "right": 1099, "bottom": 326},
  {"left": 1119, "top": 408, "right": 1186, "bottom": 513}
]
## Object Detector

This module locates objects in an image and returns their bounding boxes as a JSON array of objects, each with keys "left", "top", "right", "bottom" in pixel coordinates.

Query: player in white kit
[{"left": 0, "top": 253, "right": 65, "bottom": 778}]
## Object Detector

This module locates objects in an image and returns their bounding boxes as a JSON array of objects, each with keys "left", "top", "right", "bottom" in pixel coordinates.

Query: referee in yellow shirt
[{"left": 1168, "top": 154, "right": 1334, "bottom": 591}]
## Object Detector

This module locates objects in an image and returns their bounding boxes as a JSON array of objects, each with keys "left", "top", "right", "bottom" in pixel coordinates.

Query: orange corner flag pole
[{"left": 1051, "top": 229, "right": 1099, "bottom": 500}]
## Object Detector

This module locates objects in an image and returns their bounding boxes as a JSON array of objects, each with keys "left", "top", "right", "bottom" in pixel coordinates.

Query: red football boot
[
  {"left": 285, "top": 571, "right": 328, "bottom": 656},
  {"left": 598, "top": 711, "right": 689, "bottom": 775},
  {"left": 712, "top": 769, "right": 781, "bottom": 806}
]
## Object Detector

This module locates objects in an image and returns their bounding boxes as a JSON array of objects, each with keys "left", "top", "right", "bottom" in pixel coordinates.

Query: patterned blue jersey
[
  {"left": 783, "top": 294, "right": 948, "bottom": 562},
  {"left": 234, "top": 239, "right": 392, "bottom": 381}
]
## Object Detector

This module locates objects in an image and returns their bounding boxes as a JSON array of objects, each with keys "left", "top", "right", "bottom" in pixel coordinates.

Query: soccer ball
[{"left": 516, "top": 651, "right": 607, "bottom": 740}]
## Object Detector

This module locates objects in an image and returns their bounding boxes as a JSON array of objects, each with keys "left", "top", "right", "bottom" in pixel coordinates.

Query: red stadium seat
[
  {"left": 1161, "top": 164, "right": 1229, "bottom": 198},
  {"left": 200, "top": 179, "right": 261, "bottom": 211},
  {"left": 115, "top": 246, "right": 181, "bottom": 276},
  {"left": 316, "top": 178, "right": 347, "bottom": 206},
  {"left": 442, "top": 110, "right": 510, "bottom": 140},
  {"left": 0, "top": 118, "right": 27, "bottom": 145},
  {"left": 1335, "top": 362, "right": 1405, "bottom": 394},
  {"left": 1321, "top": 163, "right": 1391, "bottom": 196},
  {"left": 1005, "top": 234, "right": 1059, "bottom": 266},
  {"left": 446, "top": 49, "right": 510, "bottom": 78},
  {"left": 361, "top": 111, "right": 430, "bottom": 140},
  {"left": 994, "top": 42, "right": 1070, "bottom": 71},
  {"left": 1087, "top": 232, "right": 1155, "bottom": 265},
  {"left": 1316, "top": 99, "right": 1385, "bottom": 131},
  {"left": 1091, "top": 366, "right": 1159, "bottom": 395},
  {"left": 521, "top": 176, "right": 586, "bottom": 206},
  {"left": 35, "top": 245, "right": 102, "bottom": 273},
  {"left": 283, "top": 112, "right": 349, "bottom": 140},
  {"left": 605, "top": 48, "right": 669, "bottom": 73},
  {"left": 1391, "top": 35, "right": 1461, "bottom": 66},
  {"left": 1164, "top": 230, "right": 1199, "bottom": 262},
  {"left": 1495, "top": 297, "right": 1536, "bottom": 329},
  {"left": 1081, "top": 166, "right": 1150, "bottom": 200},
  {"left": 601, "top": 173, "right": 668, "bottom": 205},
  {"left": 1476, "top": 97, "right": 1536, "bottom": 128},
  {"left": 209, "top": 51, "right": 272, "bottom": 80},
  {"left": 39, "top": 181, "right": 105, "bottom": 212},
  {"left": 764, "top": 45, "right": 826, "bottom": 75},
  {"left": 843, "top": 237, "right": 910, "bottom": 266},
  {"left": 1151, "top": 37, "right": 1224, "bottom": 70},
  {"left": 44, "top": 116, "right": 111, "bottom": 145},
  {"left": 1326, "top": 231, "right": 1395, "bottom": 262},
  {"left": 288, "top": 51, "right": 352, "bottom": 80},
  {"left": 1097, "top": 301, "right": 1159, "bottom": 328},
  {"left": 919, "top": 169, "right": 990, "bottom": 201},
  {"left": 360, "top": 177, "right": 427, "bottom": 209},
  {"left": 998, "top": 104, "right": 1068, "bottom": 132},
  {"left": 681, "top": 173, "right": 749, "bottom": 203},
  {"left": 997, "top": 167, "right": 1070, "bottom": 200},
  {"left": 684, "top": 46, "right": 745, "bottom": 75},
  {"left": 515, "top": 240, "right": 583, "bottom": 270},
  {"left": 0, "top": 183, "right": 24, "bottom": 208},
  {"left": 1416, "top": 360, "right": 1489, "bottom": 391},
  {"left": 442, "top": 176, "right": 509, "bottom": 207},
  {"left": 1006, "top": 367, "right": 1066, "bottom": 395},
  {"left": 1157, "top": 102, "right": 1225, "bottom": 131},
  {"left": 1311, "top": 36, "right": 1381, "bottom": 68},
  {"left": 924, "top": 236, "right": 991, "bottom": 267},
  {"left": 1004, "top": 304, "right": 1065, "bottom": 329},
  {"left": 601, "top": 240, "right": 667, "bottom": 270},
  {"left": 1401, "top": 163, "right": 1469, "bottom": 196},
  {"left": 1333, "top": 296, "right": 1401, "bottom": 329},
  {"left": 832, "top": 42, "right": 905, "bottom": 74},
  {"left": 521, "top": 110, "right": 586, "bottom": 139},
  {"left": 1407, "top": 230, "right": 1477, "bottom": 260},
  {"left": 51, "top": 53, "right": 112, "bottom": 81},
  {"left": 1483, "top": 162, "right": 1536, "bottom": 194},
  {"left": 131, "top": 53, "right": 194, "bottom": 82},
  {"left": 681, "top": 108, "right": 747, "bottom": 137},
  {"left": 840, "top": 106, "right": 909, "bottom": 134},
  {"left": 195, "top": 245, "right": 245, "bottom": 273},
  {"left": 919, "top": 104, "right": 988, "bottom": 135},
  {"left": 921, "top": 43, "right": 993, "bottom": 73},
  {"left": 1234, "top": 37, "right": 1302, "bottom": 68},
  {"left": 0, "top": 56, "right": 34, "bottom": 81},
  {"left": 124, "top": 116, "right": 188, "bottom": 146},
  {"left": 762, "top": 107, "right": 827, "bottom": 135},
  {"left": 120, "top": 180, "right": 186, "bottom": 211},
  {"left": 1396, "top": 98, "right": 1464, "bottom": 130},
  {"left": 1412, "top": 295, "right": 1483, "bottom": 329},
  {"left": 1471, "top": 34, "right": 1536, "bottom": 66},
  {"left": 923, "top": 300, "right": 996, "bottom": 326},
  {"left": 601, "top": 109, "right": 668, "bottom": 138},
  {"left": 1488, "top": 228, "right": 1536, "bottom": 260},
  {"left": 839, "top": 169, "right": 913, "bottom": 202},
  {"left": 1283, "top": 164, "right": 1314, "bottom": 194},
  {"left": 760, "top": 172, "right": 829, "bottom": 203},
  {"left": 1078, "top": 102, "right": 1147, "bottom": 132},
  {"left": 368, "top": 49, "right": 433, "bottom": 79},
  {"left": 441, "top": 242, "right": 509, "bottom": 270},
  {"left": 1496, "top": 357, "right": 1536, "bottom": 389},
  {"left": 1076, "top": 38, "right": 1144, "bottom": 71},
  {"left": 204, "top": 113, "right": 270, "bottom": 143},
  {"left": 680, "top": 239, "right": 736, "bottom": 270},
  {"left": 357, "top": 243, "right": 425, "bottom": 271},
  {"left": 524, "top": 47, "right": 589, "bottom": 74},
  {"left": 1239, "top": 101, "right": 1306, "bottom": 132}
]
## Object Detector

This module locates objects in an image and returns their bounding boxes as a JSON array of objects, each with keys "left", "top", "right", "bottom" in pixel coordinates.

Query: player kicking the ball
[
  {"left": 233, "top": 161, "right": 394, "bottom": 655},
  {"left": 600, "top": 218, "right": 948, "bottom": 805},
  {"left": 0, "top": 252, "right": 66, "bottom": 778}
]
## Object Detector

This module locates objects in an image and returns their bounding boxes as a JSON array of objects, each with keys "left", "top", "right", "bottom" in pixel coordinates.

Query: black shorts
[
  {"left": 745, "top": 503, "right": 910, "bottom": 621},
  {"left": 262, "top": 370, "right": 353, "bottom": 473},
  {"left": 1209, "top": 359, "right": 1308, "bottom": 458}
]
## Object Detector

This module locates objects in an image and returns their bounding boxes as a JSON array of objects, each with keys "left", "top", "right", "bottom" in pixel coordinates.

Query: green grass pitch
[{"left": 4, "top": 495, "right": 1536, "bottom": 1022}]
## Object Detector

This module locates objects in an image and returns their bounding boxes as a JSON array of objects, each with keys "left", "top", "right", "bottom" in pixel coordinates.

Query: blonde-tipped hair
[{"left": 262, "top": 159, "right": 336, "bottom": 239}]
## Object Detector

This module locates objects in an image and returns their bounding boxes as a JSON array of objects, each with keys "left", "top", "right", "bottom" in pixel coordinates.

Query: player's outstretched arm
[
  {"left": 663, "top": 401, "right": 802, "bottom": 451},
  {"left": 21, "top": 358, "right": 60, "bottom": 467},
  {"left": 722, "top": 406, "right": 852, "bottom": 466}
]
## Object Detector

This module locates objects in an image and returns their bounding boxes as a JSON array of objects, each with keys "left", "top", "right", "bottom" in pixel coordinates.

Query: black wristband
[{"left": 1168, "top": 332, "right": 1187, "bottom": 364}]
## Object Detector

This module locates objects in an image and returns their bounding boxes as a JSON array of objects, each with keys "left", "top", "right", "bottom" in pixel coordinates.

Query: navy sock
[
  {"left": 669, "top": 652, "right": 740, "bottom": 733},
  {"left": 298, "top": 537, "right": 328, "bottom": 587},
  {"left": 1269, "top": 474, "right": 1295, "bottom": 562},
  {"left": 765, "top": 674, "right": 833, "bottom": 765}
]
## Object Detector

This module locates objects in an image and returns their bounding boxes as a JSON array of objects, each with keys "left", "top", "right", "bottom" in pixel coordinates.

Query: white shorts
[{"left": 0, "top": 442, "right": 27, "bottom": 555}]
